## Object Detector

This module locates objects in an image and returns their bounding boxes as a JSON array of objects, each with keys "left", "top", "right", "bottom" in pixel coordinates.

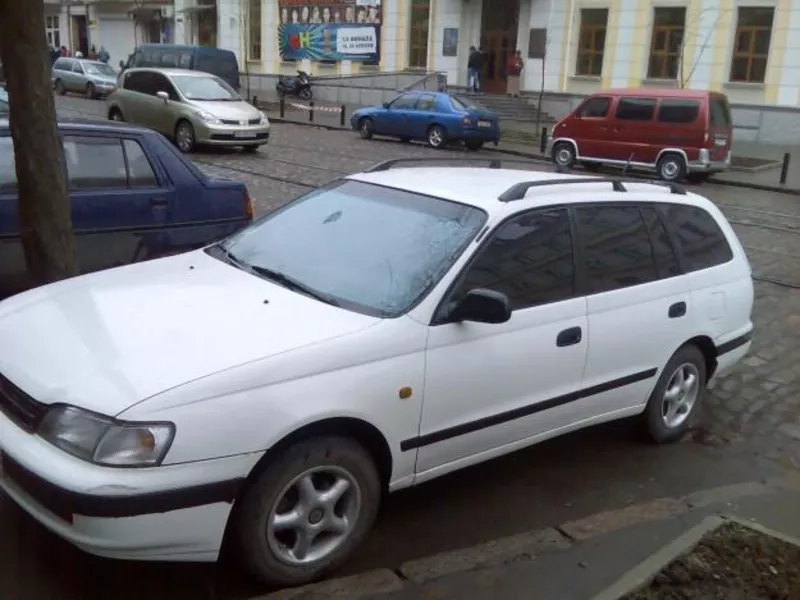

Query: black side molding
[
  {"left": 401, "top": 368, "right": 658, "bottom": 451},
  {"left": 1, "top": 452, "right": 244, "bottom": 520},
  {"left": 715, "top": 331, "right": 753, "bottom": 357}
]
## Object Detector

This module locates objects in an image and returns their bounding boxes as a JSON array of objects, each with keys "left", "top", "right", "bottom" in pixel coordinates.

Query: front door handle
[
  {"left": 556, "top": 326, "right": 582, "bottom": 347},
  {"left": 150, "top": 197, "right": 168, "bottom": 207},
  {"left": 669, "top": 301, "right": 687, "bottom": 318}
]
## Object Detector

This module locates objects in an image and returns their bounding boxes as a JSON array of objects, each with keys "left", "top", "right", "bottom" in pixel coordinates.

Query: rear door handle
[
  {"left": 150, "top": 197, "right": 168, "bottom": 206},
  {"left": 669, "top": 301, "right": 687, "bottom": 318},
  {"left": 556, "top": 326, "right": 582, "bottom": 347}
]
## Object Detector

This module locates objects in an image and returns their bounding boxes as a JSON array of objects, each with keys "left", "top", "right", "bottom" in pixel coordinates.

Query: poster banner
[{"left": 278, "top": 0, "right": 382, "bottom": 62}]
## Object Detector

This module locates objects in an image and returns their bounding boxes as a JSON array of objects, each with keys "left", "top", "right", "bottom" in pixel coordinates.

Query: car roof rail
[
  {"left": 364, "top": 157, "right": 538, "bottom": 172},
  {"left": 498, "top": 177, "right": 687, "bottom": 202}
]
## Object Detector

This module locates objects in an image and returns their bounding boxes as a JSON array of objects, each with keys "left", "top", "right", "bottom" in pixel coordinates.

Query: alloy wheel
[{"left": 661, "top": 362, "right": 700, "bottom": 429}]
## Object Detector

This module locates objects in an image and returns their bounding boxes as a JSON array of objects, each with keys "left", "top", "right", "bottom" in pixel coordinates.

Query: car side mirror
[
  {"left": 448, "top": 289, "right": 511, "bottom": 325},
  {"left": 156, "top": 90, "right": 169, "bottom": 102}
]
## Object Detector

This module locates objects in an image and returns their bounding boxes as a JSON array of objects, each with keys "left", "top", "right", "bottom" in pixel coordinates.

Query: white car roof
[{"left": 348, "top": 164, "right": 717, "bottom": 217}]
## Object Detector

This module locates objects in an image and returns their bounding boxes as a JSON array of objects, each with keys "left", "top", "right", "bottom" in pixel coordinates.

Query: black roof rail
[
  {"left": 365, "top": 157, "right": 539, "bottom": 173},
  {"left": 499, "top": 178, "right": 627, "bottom": 202}
]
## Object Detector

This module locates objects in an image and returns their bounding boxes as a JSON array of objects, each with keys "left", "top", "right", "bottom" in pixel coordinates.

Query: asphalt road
[{"left": 1, "top": 95, "right": 798, "bottom": 599}]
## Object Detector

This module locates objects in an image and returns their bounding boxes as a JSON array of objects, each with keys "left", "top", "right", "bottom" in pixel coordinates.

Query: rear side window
[
  {"left": 0, "top": 136, "right": 16, "bottom": 192},
  {"left": 63, "top": 136, "right": 128, "bottom": 189},
  {"left": 657, "top": 99, "right": 700, "bottom": 124},
  {"left": 710, "top": 96, "right": 732, "bottom": 129},
  {"left": 417, "top": 94, "right": 437, "bottom": 111},
  {"left": 123, "top": 139, "right": 158, "bottom": 188},
  {"left": 576, "top": 205, "right": 658, "bottom": 293},
  {"left": 657, "top": 204, "right": 734, "bottom": 271},
  {"left": 578, "top": 96, "right": 611, "bottom": 118},
  {"left": 640, "top": 207, "right": 680, "bottom": 278},
  {"left": 615, "top": 97, "right": 657, "bottom": 121}
]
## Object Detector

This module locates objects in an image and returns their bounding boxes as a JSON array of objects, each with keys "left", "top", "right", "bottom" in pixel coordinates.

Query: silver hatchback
[{"left": 52, "top": 58, "right": 118, "bottom": 99}]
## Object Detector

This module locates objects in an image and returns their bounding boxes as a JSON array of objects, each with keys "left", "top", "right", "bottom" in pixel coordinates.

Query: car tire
[
  {"left": 85, "top": 82, "right": 95, "bottom": 100},
  {"left": 242, "top": 145, "right": 260, "bottom": 154},
  {"left": 174, "top": 120, "right": 196, "bottom": 153},
  {"left": 108, "top": 108, "right": 124, "bottom": 122},
  {"left": 465, "top": 140, "right": 484, "bottom": 151},
  {"left": 54, "top": 79, "right": 65, "bottom": 96},
  {"left": 299, "top": 88, "right": 312, "bottom": 101},
  {"left": 358, "top": 118, "right": 374, "bottom": 140},
  {"left": 656, "top": 152, "right": 687, "bottom": 182},
  {"left": 552, "top": 142, "right": 576, "bottom": 170},
  {"left": 643, "top": 344, "right": 707, "bottom": 445},
  {"left": 235, "top": 436, "right": 381, "bottom": 588},
  {"left": 427, "top": 124, "right": 447, "bottom": 149}
]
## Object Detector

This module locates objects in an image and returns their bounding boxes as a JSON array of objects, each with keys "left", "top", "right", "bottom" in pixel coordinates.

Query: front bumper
[
  {"left": 0, "top": 407, "right": 260, "bottom": 561},
  {"left": 195, "top": 122, "right": 271, "bottom": 146}
]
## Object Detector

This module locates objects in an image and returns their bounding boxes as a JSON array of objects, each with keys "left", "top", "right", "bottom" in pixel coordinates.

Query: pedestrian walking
[
  {"left": 467, "top": 45, "right": 484, "bottom": 93},
  {"left": 98, "top": 46, "right": 110, "bottom": 64},
  {"left": 506, "top": 50, "right": 524, "bottom": 97}
]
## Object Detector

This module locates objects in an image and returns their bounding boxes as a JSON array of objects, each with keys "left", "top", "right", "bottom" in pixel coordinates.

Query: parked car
[
  {"left": 0, "top": 118, "right": 253, "bottom": 297},
  {"left": 121, "top": 44, "right": 241, "bottom": 91},
  {"left": 351, "top": 91, "right": 501, "bottom": 150},
  {"left": 548, "top": 88, "right": 733, "bottom": 183},
  {"left": 0, "top": 158, "right": 753, "bottom": 587},
  {"left": 107, "top": 68, "right": 270, "bottom": 154},
  {"left": 52, "top": 57, "right": 118, "bottom": 99},
  {"left": 0, "top": 89, "right": 7, "bottom": 118}
]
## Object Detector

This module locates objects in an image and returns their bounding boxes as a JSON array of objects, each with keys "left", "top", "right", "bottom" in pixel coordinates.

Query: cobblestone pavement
[{"left": 0, "top": 95, "right": 797, "bottom": 599}]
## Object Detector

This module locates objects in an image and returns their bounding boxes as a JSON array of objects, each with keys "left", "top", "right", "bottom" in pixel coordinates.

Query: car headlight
[
  {"left": 38, "top": 405, "right": 175, "bottom": 467},
  {"left": 196, "top": 110, "right": 221, "bottom": 125},
  {"left": 259, "top": 110, "right": 269, "bottom": 125}
]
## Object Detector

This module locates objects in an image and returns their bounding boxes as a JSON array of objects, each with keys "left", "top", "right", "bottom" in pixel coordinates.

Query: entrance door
[{"left": 480, "top": 0, "right": 519, "bottom": 94}]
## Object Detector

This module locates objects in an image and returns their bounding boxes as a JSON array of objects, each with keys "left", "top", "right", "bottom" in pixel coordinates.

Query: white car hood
[{"left": 0, "top": 251, "right": 378, "bottom": 416}]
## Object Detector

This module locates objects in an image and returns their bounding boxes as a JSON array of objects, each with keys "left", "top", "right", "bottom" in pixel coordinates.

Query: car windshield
[
  {"left": 451, "top": 95, "right": 484, "bottom": 111},
  {"left": 217, "top": 180, "right": 487, "bottom": 318},
  {"left": 172, "top": 75, "right": 240, "bottom": 101},
  {"left": 84, "top": 63, "right": 116, "bottom": 76}
]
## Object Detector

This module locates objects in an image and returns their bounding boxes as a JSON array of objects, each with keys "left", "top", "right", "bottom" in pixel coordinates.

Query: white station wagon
[{"left": 0, "top": 160, "right": 753, "bottom": 587}]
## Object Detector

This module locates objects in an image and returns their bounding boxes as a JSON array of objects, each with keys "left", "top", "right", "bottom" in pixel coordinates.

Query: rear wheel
[
  {"left": 299, "top": 87, "right": 312, "bottom": 101},
  {"left": 656, "top": 152, "right": 687, "bottom": 182},
  {"left": 108, "top": 108, "right": 124, "bottom": 122},
  {"left": 551, "top": 142, "right": 576, "bottom": 170},
  {"left": 465, "top": 140, "right": 484, "bottom": 151},
  {"left": 358, "top": 118, "right": 374, "bottom": 140},
  {"left": 427, "top": 125, "right": 447, "bottom": 149}
]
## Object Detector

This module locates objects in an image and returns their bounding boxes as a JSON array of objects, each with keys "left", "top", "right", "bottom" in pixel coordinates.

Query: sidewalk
[
  {"left": 261, "top": 101, "right": 800, "bottom": 192},
  {"left": 258, "top": 476, "right": 800, "bottom": 600}
]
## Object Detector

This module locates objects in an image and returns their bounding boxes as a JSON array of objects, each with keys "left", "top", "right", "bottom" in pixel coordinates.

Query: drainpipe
[{"left": 561, "top": 0, "right": 576, "bottom": 92}]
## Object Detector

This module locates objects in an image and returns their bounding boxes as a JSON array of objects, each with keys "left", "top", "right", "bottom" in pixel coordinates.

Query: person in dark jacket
[{"left": 467, "top": 46, "right": 484, "bottom": 92}]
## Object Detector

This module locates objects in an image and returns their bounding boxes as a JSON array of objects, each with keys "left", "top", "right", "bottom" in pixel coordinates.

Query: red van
[{"left": 548, "top": 88, "right": 733, "bottom": 182}]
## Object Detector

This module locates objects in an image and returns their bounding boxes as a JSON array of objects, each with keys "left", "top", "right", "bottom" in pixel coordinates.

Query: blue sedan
[
  {"left": 0, "top": 119, "right": 253, "bottom": 297},
  {"left": 351, "top": 91, "right": 500, "bottom": 150}
]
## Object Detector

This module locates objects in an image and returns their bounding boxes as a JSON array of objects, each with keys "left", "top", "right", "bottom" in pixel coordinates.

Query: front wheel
[
  {"left": 465, "top": 140, "right": 484, "bottom": 151},
  {"left": 358, "top": 118, "right": 374, "bottom": 140},
  {"left": 551, "top": 142, "right": 576, "bottom": 170},
  {"left": 174, "top": 120, "right": 196, "bottom": 153},
  {"left": 427, "top": 125, "right": 447, "bottom": 149},
  {"left": 643, "top": 345, "right": 707, "bottom": 444},
  {"left": 235, "top": 436, "right": 381, "bottom": 587}
]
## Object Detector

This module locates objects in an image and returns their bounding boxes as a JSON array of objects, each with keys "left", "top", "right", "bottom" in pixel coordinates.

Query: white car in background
[{"left": 0, "top": 159, "right": 753, "bottom": 588}]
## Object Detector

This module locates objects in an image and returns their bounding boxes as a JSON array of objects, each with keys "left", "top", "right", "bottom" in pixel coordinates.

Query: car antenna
[{"left": 621, "top": 153, "right": 634, "bottom": 176}]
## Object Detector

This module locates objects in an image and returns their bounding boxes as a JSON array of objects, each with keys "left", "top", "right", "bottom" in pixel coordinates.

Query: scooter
[{"left": 276, "top": 70, "right": 312, "bottom": 101}]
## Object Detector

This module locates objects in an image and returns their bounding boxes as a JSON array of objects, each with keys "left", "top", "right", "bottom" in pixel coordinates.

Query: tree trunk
[{"left": 0, "top": 0, "right": 77, "bottom": 285}]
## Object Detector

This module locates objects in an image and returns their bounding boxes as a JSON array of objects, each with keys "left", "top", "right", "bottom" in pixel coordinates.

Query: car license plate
[
  {"left": 478, "top": 120, "right": 492, "bottom": 128},
  {"left": 234, "top": 131, "right": 257, "bottom": 139},
  {"left": 714, "top": 135, "right": 728, "bottom": 147}
]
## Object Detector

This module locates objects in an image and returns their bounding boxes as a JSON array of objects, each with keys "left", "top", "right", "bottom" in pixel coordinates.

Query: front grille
[
  {"left": 0, "top": 373, "right": 47, "bottom": 432},
  {"left": 210, "top": 132, "right": 269, "bottom": 141},
  {"left": 219, "top": 118, "right": 263, "bottom": 126}
]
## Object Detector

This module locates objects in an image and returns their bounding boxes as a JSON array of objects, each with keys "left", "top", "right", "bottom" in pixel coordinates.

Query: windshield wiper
[{"left": 249, "top": 265, "right": 340, "bottom": 307}]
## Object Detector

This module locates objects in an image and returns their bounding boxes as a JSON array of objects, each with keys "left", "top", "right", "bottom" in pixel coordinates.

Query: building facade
[
  {"left": 43, "top": 0, "right": 175, "bottom": 68},
  {"left": 177, "top": 0, "right": 798, "bottom": 111}
]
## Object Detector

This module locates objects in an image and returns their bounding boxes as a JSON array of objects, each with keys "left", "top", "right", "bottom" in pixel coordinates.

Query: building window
[
  {"left": 45, "top": 15, "right": 60, "bottom": 49},
  {"left": 409, "top": 0, "right": 430, "bottom": 68},
  {"left": 575, "top": 9, "right": 608, "bottom": 77},
  {"left": 647, "top": 7, "right": 685, "bottom": 79},
  {"left": 248, "top": 0, "right": 262, "bottom": 61},
  {"left": 730, "top": 7, "right": 774, "bottom": 83}
]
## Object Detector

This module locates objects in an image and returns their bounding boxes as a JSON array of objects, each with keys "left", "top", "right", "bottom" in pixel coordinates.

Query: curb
[
  {"left": 252, "top": 475, "right": 800, "bottom": 599},
  {"left": 265, "top": 118, "right": 800, "bottom": 196}
]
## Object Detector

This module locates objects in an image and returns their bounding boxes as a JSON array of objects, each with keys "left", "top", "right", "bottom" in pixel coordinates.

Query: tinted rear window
[
  {"left": 710, "top": 96, "right": 732, "bottom": 129},
  {"left": 615, "top": 98, "right": 657, "bottom": 121},
  {"left": 657, "top": 99, "right": 700, "bottom": 124},
  {"left": 657, "top": 204, "right": 733, "bottom": 272}
]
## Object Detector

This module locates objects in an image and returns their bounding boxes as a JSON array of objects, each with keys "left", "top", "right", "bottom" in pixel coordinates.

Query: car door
[
  {"left": 570, "top": 95, "right": 613, "bottom": 160},
  {"left": 577, "top": 203, "right": 692, "bottom": 412},
  {"left": 70, "top": 61, "right": 86, "bottom": 93},
  {"left": 608, "top": 97, "right": 659, "bottom": 164},
  {"left": 0, "top": 134, "right": 30, "bottom": 297},
  {"left": 415, "top": 208, "right": 588, "bottom": 474},
  {"left": 375, "top": 93, "right": 418, "bottom": 137},
  {"left": 148, "top": 72, "right": 182, "bottom": 135},
  {"left": 117, "top": 71, "right": 149, "bottom": 124},
  {"left": 63, "top": 133, "right": 174, "bottom": 273},
  {"left": 409, "top": 93, "right": 439, "bottom": 139}
]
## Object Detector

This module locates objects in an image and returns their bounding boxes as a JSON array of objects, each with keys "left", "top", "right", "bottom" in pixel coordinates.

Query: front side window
[
  {"left": 63, "top": 136, "right": 128, "bottom": 190},
  {"left": 390, "top": 94, "right": 418, "bottom": 110},
  {"left": 615, "top": 97, "right": 657, "bottom": 121},
  {"left": 84, "top": 63, "right": 116, "bottom": 77},
  {"left": 219, "top": 180, "right": 487, "bottom": 317},
  {"left": 579, "top": 96, "right": 611, "bottom": 118},
  {"left": 452, "top": 208, "right": 576, "bottom": 311},
  {"left": 657, "top": 204, "right": 733, "bottom": 272},
  {"left": 640, "top": 207, "right": 680, "bottom": 278},
  {"left": 171, "top": 75, "right": 239, "bottom": 101},
  {"left": 577, "top": 205, "right": 658, "bottom": 294}
]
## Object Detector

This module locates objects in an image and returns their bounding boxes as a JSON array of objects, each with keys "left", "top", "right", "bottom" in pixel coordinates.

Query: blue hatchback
[
  {"left": 351, "top": 92, "right": 500, "bottom": 150},
  {"left": 0, "top": 119, "right": 253, "bottom": 297}
]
